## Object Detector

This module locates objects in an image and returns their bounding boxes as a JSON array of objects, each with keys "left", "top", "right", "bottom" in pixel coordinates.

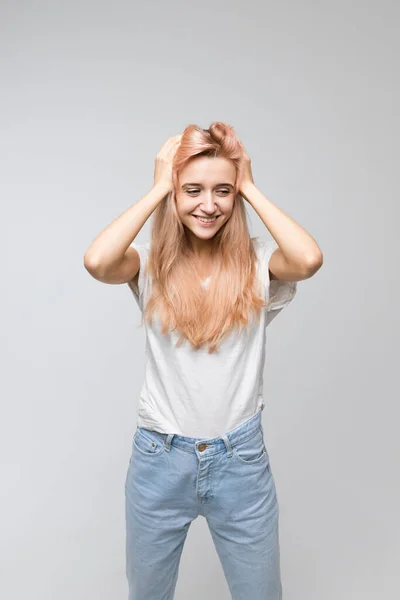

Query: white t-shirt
[{"left": 127, "top": 237, "right": 297, "bottom": 438}]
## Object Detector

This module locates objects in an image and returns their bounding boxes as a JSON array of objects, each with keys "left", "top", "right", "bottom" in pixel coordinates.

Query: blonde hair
[{"left": 142, "top": 122, "right": 269, "bottom": 354}]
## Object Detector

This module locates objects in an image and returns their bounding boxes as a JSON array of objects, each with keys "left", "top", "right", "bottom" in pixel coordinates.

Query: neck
[{"left": 189, "top": 237, "right": 215, "bottom": 260}]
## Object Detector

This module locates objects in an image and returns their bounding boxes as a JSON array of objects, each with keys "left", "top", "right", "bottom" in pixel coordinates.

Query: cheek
[
  {"left": 176, "top": 204, "right": 193, "bottom": 223},
  {"left": 175, "top": 194, "right": 190, "bottom": 212},
  {"left": 174, "top": 197, "right": 186, "bottom": 218},
  {"left": 223, "top": 199, "right": 235, "bottom": 216}
]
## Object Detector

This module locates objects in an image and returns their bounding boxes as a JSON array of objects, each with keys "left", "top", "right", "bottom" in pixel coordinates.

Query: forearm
[
  {"left": 84, "top": 183, "right": 170, "bottom": 270},
  {"left": 240, "top": 182, "right": 322, "bottom": 270}
]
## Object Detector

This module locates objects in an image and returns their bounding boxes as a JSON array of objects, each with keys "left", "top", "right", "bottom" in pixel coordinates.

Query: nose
[{"left": 200, "top": 193, "right": 218, "bottom": 213}]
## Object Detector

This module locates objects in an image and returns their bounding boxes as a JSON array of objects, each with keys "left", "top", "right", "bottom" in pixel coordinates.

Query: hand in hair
[
  {"left": 154, "top": 134, "right": 183, "bottom": 192},
  {"left": 238, "top": 140, "right": 255, "bottom": 192}
]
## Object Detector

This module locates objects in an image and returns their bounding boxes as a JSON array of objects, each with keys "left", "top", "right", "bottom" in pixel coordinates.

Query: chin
[{"left": 183, "top": 224, "right": 216, "bottom": 237}]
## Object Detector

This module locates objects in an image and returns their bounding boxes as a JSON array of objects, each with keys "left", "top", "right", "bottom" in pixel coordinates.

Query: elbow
[
  {"left": 83, "top": 252, "right": 106, "bottom": 278},
  {"left": 303, "top": 251, "right": 323, "bottom": 278}
]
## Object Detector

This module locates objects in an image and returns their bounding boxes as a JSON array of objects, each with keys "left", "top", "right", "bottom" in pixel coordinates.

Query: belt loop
[
  {"left": 221, "top": 433, "right": 233, "bottom": 458},
  {"left": 164, "top": 433, "right": 174, "bottom": 452}
]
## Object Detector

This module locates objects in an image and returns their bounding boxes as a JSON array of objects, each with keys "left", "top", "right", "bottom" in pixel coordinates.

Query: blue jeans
[{"left": 125, "top": 407, "right": 282, "bottom": 599}]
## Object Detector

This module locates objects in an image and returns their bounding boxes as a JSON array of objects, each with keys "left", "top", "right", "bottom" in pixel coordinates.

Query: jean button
[{"left": 198, "top": 443, "right": 207, "bottom": 452}]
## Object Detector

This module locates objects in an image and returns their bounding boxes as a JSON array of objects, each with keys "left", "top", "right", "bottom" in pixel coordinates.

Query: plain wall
[{"left": 1, "top": 1, "right": 398, "bottom": 598}]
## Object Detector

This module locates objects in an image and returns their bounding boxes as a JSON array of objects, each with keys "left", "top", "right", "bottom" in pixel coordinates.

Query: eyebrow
[{"left": 181, "top": 183, "right": 235, "bottom": 189}]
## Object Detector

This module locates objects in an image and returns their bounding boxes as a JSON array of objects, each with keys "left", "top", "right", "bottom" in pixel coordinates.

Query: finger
[{"left": 160, "top": 137, "right": 178, "bottom": 153}]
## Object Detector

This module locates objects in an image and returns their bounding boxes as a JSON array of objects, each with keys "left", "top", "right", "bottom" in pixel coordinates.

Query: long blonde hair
[{"left": 142, "top": 122, "right": 269, "bottom": 354}]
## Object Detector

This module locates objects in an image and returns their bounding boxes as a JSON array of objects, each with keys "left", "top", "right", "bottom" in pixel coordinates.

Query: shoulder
[
  {"left": 129, "top": 240, "right": 151, "bottom": 263},
  {"left": 126, "top": 240, "right": 152, "bottom": 311},
  {"left": 251, "top": 236, "right": 279, "bottom": 268}
]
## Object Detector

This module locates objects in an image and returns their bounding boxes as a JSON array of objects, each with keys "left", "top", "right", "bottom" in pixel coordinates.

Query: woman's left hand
[{"left": 238, "top": 141, "right": 255, "bottom": 193}]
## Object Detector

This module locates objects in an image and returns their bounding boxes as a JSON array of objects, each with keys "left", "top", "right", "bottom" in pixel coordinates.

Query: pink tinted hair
[{"left": 140, "top": 122, "right": 269, "bottom": 354}]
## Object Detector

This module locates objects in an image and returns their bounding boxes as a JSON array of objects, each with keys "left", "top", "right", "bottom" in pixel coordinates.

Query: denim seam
[{"left": 162, "top": 425, "right": 263, "bottom": 456}]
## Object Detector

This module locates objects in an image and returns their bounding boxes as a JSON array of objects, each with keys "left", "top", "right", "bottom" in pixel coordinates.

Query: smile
[{"left": 192, "top": 215, "right": 220, "bottom": 223}]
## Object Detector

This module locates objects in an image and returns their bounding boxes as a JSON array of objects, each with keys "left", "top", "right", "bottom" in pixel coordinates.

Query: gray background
[{"left": 1, "top": 1, "right": 398, "bottom": 598}]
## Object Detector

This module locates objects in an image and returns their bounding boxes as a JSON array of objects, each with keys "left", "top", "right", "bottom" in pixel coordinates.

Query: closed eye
[{"left": 186, "top": 189, "right": 230, "bottom": 195}]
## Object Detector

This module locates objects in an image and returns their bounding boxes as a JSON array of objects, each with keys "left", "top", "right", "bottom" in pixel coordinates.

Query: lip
[{"left": 192, "top": 215, "right": 220, "bottom": 228}]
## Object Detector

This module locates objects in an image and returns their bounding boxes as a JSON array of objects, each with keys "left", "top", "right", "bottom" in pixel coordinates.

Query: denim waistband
[{"left": 137, "top": 406, "right": 264, "bottom": 458}]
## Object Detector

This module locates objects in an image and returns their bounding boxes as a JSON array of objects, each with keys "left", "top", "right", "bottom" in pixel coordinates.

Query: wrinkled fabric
[
  {"left": 126, "top": 237, "right": 297, "bottom": 438},
  {"left": 125, "top": 407, "right": 282, "bottom": 600}
]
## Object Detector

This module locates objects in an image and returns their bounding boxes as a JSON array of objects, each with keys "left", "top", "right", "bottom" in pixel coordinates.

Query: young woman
[{"left": 84, "top": 122, "right": 323, "bottom": 600}]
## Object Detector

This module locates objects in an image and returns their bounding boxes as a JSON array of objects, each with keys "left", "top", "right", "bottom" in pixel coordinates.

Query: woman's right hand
[{"left": 153, "top": 134, "right": 182, "bottom": 191}]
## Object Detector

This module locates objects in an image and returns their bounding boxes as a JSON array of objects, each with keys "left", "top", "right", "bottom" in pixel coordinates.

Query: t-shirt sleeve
[
  {"left": 126, "top": 241, "right": 151, "bottom": 312},
  {"left": 256, "top": 238, "right": 298, "bottom": 327}
]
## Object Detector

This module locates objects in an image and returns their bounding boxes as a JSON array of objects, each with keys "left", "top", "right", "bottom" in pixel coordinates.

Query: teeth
[{"left": 195, "top": 216, "right": 216, "bottom": 223}]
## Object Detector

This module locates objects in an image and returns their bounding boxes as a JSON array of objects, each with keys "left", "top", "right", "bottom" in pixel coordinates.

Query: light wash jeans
[{"left": 124, "top": 406, "right": 282, "bottom": 600}]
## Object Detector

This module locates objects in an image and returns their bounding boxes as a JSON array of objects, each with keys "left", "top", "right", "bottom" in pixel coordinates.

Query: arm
[
  {"left": 83, "top": 183, "right": 170, "bottom": 284},
  {"left": 241, "top": 182, "right": 323, "bottom": 281},
  {"left": 83, "top": 133, "right": 182, "bottom": 285},
  {"left": 237, "top": 140, "right": 323, "bottom": 281}
]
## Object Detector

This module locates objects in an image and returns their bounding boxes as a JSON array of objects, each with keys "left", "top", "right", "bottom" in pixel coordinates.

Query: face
[{"left": 175, "top": 156, "right": 236, "bottom": 247}]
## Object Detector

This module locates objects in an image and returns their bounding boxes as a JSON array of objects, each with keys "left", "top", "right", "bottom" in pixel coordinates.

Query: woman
[{"left": 84, "top": 122, "right": 323, "bottom": 600}]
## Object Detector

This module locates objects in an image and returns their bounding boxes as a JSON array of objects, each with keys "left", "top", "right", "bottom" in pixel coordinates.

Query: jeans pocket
[
  {"left": 232, "top": 426, "right": 269, "bottom": 465},
  {"left": 133, "top": 427, "right": 166, "bottom": 457}
]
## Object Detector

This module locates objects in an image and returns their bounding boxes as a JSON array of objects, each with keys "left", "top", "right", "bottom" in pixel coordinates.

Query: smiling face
[{"left": 175, "top": 155, "right": 237, "bottom": 251}]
